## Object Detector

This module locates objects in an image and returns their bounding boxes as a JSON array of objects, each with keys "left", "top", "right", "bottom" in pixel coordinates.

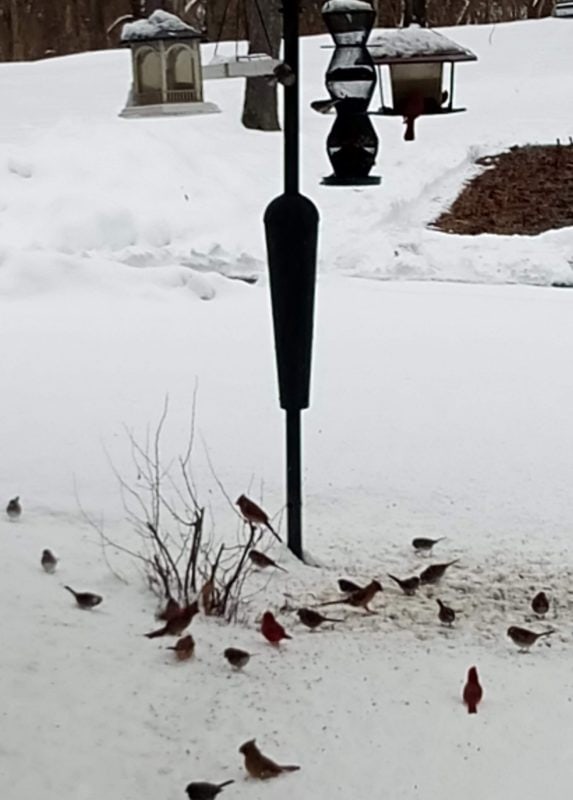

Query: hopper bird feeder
[
  {"left": 119, "top": 10, "right": 219, "bottom": 117},
  {"left": 367, "top": 27, "right": 477, "bottom": 125},
  {"left": 554, "top": 0, "right": 573, "bottom": 16},
  {"left": 318, "top": 0, "right": 380, "bottom": 185}
]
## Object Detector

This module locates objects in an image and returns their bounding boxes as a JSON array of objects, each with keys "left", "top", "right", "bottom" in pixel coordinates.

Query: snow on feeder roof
[
  {"left": 120, "top": 10, "right": 202, "bottom": 43},
  {"left": 322, "top": 0, "right": 374, "bottom": 12},
  {"left": 368, "top": 27, "right": 477, "bottom": 64}
]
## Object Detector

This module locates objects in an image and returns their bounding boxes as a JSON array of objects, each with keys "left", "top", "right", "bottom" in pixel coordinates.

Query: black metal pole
[
  {"left": 283, "top": 0, "right": 299, "bottom": 196},
  {"left": 264, "top": 0, "right": 318, "bottom": 563},
  {"left": 284, "top": 0, "right": 302, "bottom": 558},
  {"left": 286, "top": 409, "right": 302, "bottom": 557}
]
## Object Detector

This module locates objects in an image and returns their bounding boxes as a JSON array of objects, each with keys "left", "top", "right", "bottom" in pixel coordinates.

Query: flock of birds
[{"left": 5, "top": 492, "right": 556, "bottom": 798}]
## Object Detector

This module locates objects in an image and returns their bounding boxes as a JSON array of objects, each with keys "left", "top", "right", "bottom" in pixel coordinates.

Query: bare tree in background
[{"left": 241, "top": 0, "right": 282, "bottom": 131}]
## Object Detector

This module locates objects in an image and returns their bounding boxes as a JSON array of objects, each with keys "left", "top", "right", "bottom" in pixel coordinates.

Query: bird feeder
[
  {"left": 119, "top": 10, "right": 219, "bottom": 117},
  {"left": 367, "top": 27, "right": 477, "bottom": 118},
  {"left": 320, "top": 0, "right": 380, "bottom": 185},
  {"left": 554, "top": 0, "right": 573, "bottom": 16}
]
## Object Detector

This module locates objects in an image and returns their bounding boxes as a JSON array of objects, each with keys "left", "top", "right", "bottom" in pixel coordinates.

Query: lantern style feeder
[
  {"left": 367, "top": 27, "right": 477, "bottom": 118},
  {"left": 120, "top": 10, "right": 219, "bottom": 118},
  {"left": 320, "top": 0, "right": 380, "bottom": 185},
  {"left": 554, "top": 1, "right": 573, "bottom": 16}
]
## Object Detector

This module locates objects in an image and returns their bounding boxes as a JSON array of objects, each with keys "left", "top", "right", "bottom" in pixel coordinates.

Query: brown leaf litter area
[{"left": 432, "top": 143, "right": 573, "bottom": 236}]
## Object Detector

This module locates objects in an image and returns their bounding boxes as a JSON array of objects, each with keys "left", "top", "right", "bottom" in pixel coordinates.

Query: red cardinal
[
  {"left": 261, "top": 611, "right": 291, "bottom": 645},
  {"left": 402, "top": 91, "right": 425, "bottom": 142},
  {"left": 463, "top": 666, "right": 483, "bottom": 714}
]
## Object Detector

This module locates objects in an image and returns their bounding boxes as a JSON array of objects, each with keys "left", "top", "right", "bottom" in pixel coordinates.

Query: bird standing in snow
[
  {"left": 297, "top": 608, "right": 342, "bottom": 630},
  {"left": 224, "top": 647, "right": 252, "bottom": 670},
  {"left": 436, "top": 598, "right": 455, "bottom": 625},
  {"left": 411, "top": 536, "right": 444, "bottom": 554},
  {"left": 41, "top": 549, "right": 58, "bottom": 573},
  {"left": 64, "top": 586, "right": 102, "bottom": 609},
  {"left": 238, "top": 739, "right": 300, "bottom": 779},
  {"left": 248, "top": 549, "right": 287, "bottom": 573},
  {"left": 320, "top": 580, "right": 383, "bottom": 613},
  {"left": 261, "top": 611, "right": 291, "bottom": 645},
  {"left": 167, "top": 634, "right": 195, "bottom": 661},
  {"left": 463, "top": 666, "right": 483, "bottom": 714},
  {"left": 186, "top": 780, "right": 234, "bottom": 800},
  {"left": 507, "top": 626, "right": 554, "bottom": 652},
  {"left": 387, "top": 574, "right": 420, "bottom": 596},
  {"left": 145, "top": 600, "right": 199, "bottom": 638},
  {"left": 531, "top": 591, "right": 549, "bottom": 617},
  {"left": 337, "top": 578, "right": 364, "bottom": 593},
  {"left": 236, "top": 495, "right": 282, "bottom": 542},
  {"left": 6, "top": 496, "right": 21, "bottom": 519},
  {"left": 419, "top": 560, "right": 459, "bottom": 585}
]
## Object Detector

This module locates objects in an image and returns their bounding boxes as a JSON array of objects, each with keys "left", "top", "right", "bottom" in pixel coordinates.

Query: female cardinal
[
  {"left": 238, "top": 739, "right": 300, "bottom": 779},
  {"left": 145, "top": 600, "right": 199, "bottom": 638},
  {"left": 168, "top": 634, "right": 195, "bottom": 661},
  {"left": 261, "top": 611, "right": 291, "bottom": 645},
  {"left": 463, "top": 666, "right": 483, "bottom": 714},
  {"left": 236, "top": 495, "right": 281, "bottom": 542}
]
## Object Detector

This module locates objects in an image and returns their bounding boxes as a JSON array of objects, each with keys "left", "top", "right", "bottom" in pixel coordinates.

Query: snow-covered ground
[{"left": 1, "top": 18, "right": 573, "bottom": 800}]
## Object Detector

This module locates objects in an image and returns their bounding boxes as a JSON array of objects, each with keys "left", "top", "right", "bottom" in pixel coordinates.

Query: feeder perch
[
  {"left": 367, "top": 27, "right": 477, "bottom": 117},
  {"left": 320, "top": 0, "right": 380, "bottom": 185},
  {"left": 202, "top": 53, "right": 281, "bottom": 80},
  {"left": 119, "top": 10, "right": 219, "bottom": 118}
]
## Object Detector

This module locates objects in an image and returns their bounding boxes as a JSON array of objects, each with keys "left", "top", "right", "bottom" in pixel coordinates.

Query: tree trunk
[{"left": 241, "top": 0, "right": 281, "bottom": 131}]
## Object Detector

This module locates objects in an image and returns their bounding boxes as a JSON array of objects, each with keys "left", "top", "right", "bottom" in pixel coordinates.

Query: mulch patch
[{"left": 432, "top": 143, "right": 573, "bottom": 236}]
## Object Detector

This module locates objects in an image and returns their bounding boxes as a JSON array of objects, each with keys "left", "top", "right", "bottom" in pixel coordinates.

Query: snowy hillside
[{"left": 1, "top": 18, "right": 573, "bottom": 800}]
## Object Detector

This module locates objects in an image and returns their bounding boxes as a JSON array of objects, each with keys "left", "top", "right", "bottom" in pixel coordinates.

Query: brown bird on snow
[
  {"left": 6, "top": 496, "right": 21, "bottom": 519},
  {"left": 186, "top": 780, "right": 234, "bottom": 800},
  {"left": 248, "top": 549, "right": 287, "bottom": 573},
  {"left": 64, "top": 585, "right": 102, "bottom": 608},
  {"left": 436, "top": 598, "right": 456, "bottom": 625},
  {"left": 531, "top": 591, "right": 550, "bottom": 617},
  {"left": 337, "top": 578, "right": 364, "bottom": 593},
  {"left": 236, "top": 495, "right": 282, "bottom": 542},
  {"left": 320, "top": 580, "right": 383, "bottom": 613},
  {"left": 145, "top": 600, "right": 199, "bottom": 639},
  {"left": 507, "top": 625, "right": 554, "bottom": 652},
  {"left": 224, "top": 647, "right": 252, "bottom": 670},
  {"left": 297, "top": 608, "right": 342, "bottom": 629},
  {"left": 157, "top": 597, "right": 181, "bottom": 621},
  {"left": 462, "top": 666, "right": 483, "bottom": 714},
  {"left": 387, "top": 573, "right": 420, "bottom": 596},
  {"left": 167, "top": 634, "right": 195, "bottom": 661},
  {"left": 419, "top": 560, "right": 459, "bottom": 585},
  {"left": 239, "top": 739, "right": 300, "bottom": 779},
  {"left": 41, "top": 549, "right": 58, "bottom": 573},
  {"left": 412, "top": 536, "right": 444, "bottom": 554}
]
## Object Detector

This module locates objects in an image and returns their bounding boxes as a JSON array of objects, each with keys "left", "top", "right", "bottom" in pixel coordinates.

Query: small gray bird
[
  {"left": 419, "top": 560, "right": 459, "bottom": 585},
  {"left": 224, "top": 647, "right": 251, "bottom": 670},
  {"left": 436, "top": 598, "right": 455, "bottom": 625},
  {"left": 6, "top": 496, "right": 21, "bottom": 519},
  {"left": 387, "top": 574, "right": 420, "bottom": 596},
  {"left": 64, "top": 585, "right": 103, "bottom": 609},
  {"left": 507, "top": 625, "right": 554, "bottom": 652},
  {"left": 337, "top": 578, "right": 364, "bottom": 593},
  {"left": 186, "top": 780, "right": 234, "bottom": 800},
  {"left": 41, "top": 549, "right": 58, "bottom": 574},
  {"left": 412, "top": 537, "right": 444, "bottom": 554},
  {"left": 297, "top": 608, "right": 342, "bottom": 629},
  {"left": 531, "top": 591, "right": 549, "bottom": 617}
]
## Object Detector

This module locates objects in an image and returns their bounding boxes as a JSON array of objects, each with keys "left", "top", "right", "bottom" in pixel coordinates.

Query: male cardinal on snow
[
  {"left": 261, "top": 611, "right": 291, "bottom": 645},
  {"left": 463, "top": 666, "right": 483, "bottom": 714},
  {"left": 236, "top": 495, "right": 282, "bottom": 542},
  {"left": 402, "top": 91, "right": 425, "bottom": 141}
]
